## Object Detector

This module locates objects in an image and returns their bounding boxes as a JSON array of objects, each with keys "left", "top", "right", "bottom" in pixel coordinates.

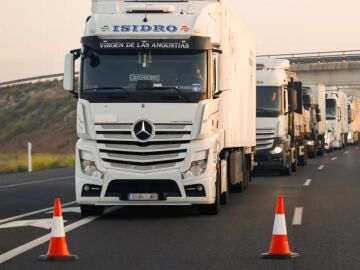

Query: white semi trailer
[
  {"left": 256, "top": 58, "right": 307, "bottom": 176},
  {"left": 326, "top": 87, "right": 348, "bottom": 149},
  {"left": 347, "top": 96, "right": 360, "bottom": 144},
  {"left": 63, "top": 0, "right": 256, "bottom": 216}
]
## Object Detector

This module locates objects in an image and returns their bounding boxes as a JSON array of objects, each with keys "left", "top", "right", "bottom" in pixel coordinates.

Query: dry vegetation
[
  {"left": 0, "top": 80, "right": 77, "bottom": 173},
  {"left": 0, "top": 154, "right": 75, "bottom": 174}
]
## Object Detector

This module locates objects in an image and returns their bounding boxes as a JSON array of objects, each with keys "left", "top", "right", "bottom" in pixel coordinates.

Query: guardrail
[
  {"left": 258, "top": 50, "right": 360, "bottom": 64},
  {"left": 0, "top": 72, "right": 79, "bottom": 88}
]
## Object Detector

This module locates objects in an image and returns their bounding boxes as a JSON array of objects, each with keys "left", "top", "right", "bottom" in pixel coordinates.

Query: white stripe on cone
[
  {"left": 51, "top": 217, "right": 66, "bottom": 237},
  {"left": 272, "top": 214, "right": 287, "bottom": 235}
]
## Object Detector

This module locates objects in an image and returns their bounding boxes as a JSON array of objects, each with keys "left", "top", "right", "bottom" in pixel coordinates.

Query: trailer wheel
[
  {"left": 199, "top": 169, "right": 220, "bottom": 215},
  {"left": 291, "top": 150, "right": 297, "bottom": 172},
  {"left": 220, "top": 157, "right": 229, "bottom": 205},
  {"left": 317, "top": 137, "right": 325, "bottom": 156},
  {"left": 80, "top": 205, "right": 104, "bottom": 217},
  {"left": 281, "top": 152, "right": 291, "bottom": 176}
]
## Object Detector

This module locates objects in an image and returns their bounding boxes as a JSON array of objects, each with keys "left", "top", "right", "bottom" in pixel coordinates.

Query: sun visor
[{"left": 81, "top": 36, "right": 211, "bottom": 51}]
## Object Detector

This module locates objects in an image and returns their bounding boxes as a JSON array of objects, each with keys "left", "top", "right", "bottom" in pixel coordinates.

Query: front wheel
[{"left": 198, "top": 170, "right": 220, "bottom": 215}]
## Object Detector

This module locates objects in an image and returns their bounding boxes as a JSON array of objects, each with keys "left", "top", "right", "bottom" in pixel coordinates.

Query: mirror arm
[
  {"left": 212, "top": 48, "right": 223, "bottom": 54},
  {"left": 213, "top": 89, "right": 229, "bottom": 99},
  {"left": 70, "top": 49, "right": 81, "bottom": 60}
]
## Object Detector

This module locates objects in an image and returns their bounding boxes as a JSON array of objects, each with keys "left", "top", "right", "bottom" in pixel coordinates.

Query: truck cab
[
  {"left": 255, "top": 58, "right": 307, "bottom": 175},
  {"left": 63, "top": 0, "right": 256, "bottom": 216},
  {"left": 326, "top": 88, "right": 348, "bottom": 149}
]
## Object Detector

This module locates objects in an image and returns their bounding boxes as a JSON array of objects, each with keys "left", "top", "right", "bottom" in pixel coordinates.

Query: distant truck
[
  {"left": 63, "top": 0, "right": 256, "bottom": 216},
  {"left": 347, "top": 96, "right": 360, "bottom": 144},
  {"left": 326, "top": 87, "right": 348, "bottom": 149},
  {"left": 255, "top": 58, "right": 307, "bottom": 176},
  {"left": 303, "top": 84, "right": 326, "bottom": 158}
]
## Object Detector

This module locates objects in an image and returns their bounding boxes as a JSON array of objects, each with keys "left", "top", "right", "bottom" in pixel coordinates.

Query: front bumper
[
  {"left": 75, "top": 136, "right": 220, "bottom": 206},
  {"left": 76, "top": 172, "right": 216, "bottom": 206},
  {"left": 255, "top": 149, "right": 286, "bottom": 170}
]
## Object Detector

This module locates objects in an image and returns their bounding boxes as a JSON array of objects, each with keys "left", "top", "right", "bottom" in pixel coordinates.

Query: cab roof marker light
[{"left": 126, "top": 5, "right": 176, "bottom": 14}]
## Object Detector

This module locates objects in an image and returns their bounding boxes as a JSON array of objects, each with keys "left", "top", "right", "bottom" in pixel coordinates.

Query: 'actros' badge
[{"left": 132, "top": 120, "right": 155, "bottom": 142}]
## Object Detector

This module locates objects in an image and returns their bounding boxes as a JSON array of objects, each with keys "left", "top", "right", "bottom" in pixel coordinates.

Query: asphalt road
[{"left": 0, "top": 147, "right": 359, "bottom": 270}]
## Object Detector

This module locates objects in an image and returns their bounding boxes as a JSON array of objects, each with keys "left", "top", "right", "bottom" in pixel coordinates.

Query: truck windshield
[
  {"left": 81, "top": 49, "right": 208, "bottom": 103},
  {"left": 256, "top": 86, "right": 281, "bottom": 117},
  {"left": 326, "top": 99, "right": 336, "bottom": 120}
]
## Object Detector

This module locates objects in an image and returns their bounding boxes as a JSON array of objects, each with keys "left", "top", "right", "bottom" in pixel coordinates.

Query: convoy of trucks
[
  {"left": 63, "top": 0, "right": 256, "bottom": 216},
  {"left": 62, "top": 0, "right": 360, "bottom": 216}
]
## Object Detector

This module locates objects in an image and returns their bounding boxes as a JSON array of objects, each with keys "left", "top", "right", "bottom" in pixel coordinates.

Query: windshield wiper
[
  {"left": 148, "top": 87, "right": 192, "bottom": 102},
  {"left": 83, "top": 87, "right": 138, "bottom": 102}
]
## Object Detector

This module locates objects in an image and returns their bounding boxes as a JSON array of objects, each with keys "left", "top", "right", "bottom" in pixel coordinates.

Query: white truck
[
  {"left": 63, "top": 0, "right": 256, "bottom": 216},
  {"left": 326, "top": 87, "right": 348, "bottom": 149},
  {"left": 256, "top": 58, "right": 307, "bottom": 176},
  {"left": 346, "top": 96, "right": 360, "bottom": 144},
  {"left": 302, "top": 84, "right": 326, "bottom": 157}
]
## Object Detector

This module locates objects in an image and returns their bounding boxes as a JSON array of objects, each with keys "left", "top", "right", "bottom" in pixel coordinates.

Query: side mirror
[
  {"left": 316, "top": 107, "right": 322, "bottom": 122},
  {"left": 213, "top": 89, "right": 228, "bottom": 99},
  {"left": 64, "top": 53, "right": 75, "bottom": 91},
  {"left": 288, "top": 89, "right": 298, "bottom": 112}
]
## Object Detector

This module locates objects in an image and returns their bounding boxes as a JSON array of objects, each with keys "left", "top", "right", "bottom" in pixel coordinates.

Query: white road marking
[
  {"left": 0, "top": 176, "right": 74, "bottom": 189},
  {"left": 0, "top": 201, "right": 76, "bottom": 225},
  {"left": 331, "top": 157, "right": 338, "bottom": 161},
  {"left": 318, "top": 165, "right": 325, "bottom": 170},
  {"left": 45, "top": 206, "right": 81, "bottom": 215},
  {"left": 304, "top": 179, "right": 312, "bottom": 186},
  {"left": 292, "top": 207, "right": 304, "bottom": 225},
  {"left": 344, "top": 151, "right": 349, "bottom": 154},
  {"left": 0, "top": 207, "right": 120, "bottom": 264},
  {"left": 0, "top": 219, "right": 66, "bottom": 230}
]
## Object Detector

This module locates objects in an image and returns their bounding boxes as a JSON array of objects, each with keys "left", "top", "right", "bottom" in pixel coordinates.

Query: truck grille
[
  {"left": 95, "top": 123, "right": 192, "bottom": 171},
  {"left": 256, "top": 128, "right": 276, "bottom": 150}
]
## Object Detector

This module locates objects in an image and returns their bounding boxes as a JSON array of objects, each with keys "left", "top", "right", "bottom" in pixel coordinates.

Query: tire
[
  {"left": 199, "top": 169, "right": 220, "bottom": 215},
  {"left": 281, "top": 152, "right": 291, "bottom": 176},
  {"left": 243, "top": 169, "right": 250, "bottom": 190},
  {"left": 308, "top": 151, "right": 316, "bottom": 159},
  {"left": 318, "top": 138, "right": 325, "bottom": 156},
  {"left": 299, "top": 146, "right": 307, "bottom": 166},
  {"left": 80, "top": 205, "right": 105, "bottom": 217},
  {"left": 291, "top": 151, "right": 297, "bottom": 172},
  {"left": 220, "top": 158, "right": 229, "bottom": 205}
]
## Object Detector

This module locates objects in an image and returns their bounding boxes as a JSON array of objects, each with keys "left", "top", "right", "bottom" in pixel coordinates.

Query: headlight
[
  {"left": 306, "top": 140, "right": 315, "bottom": 146},
  {"left": 270, "top": 144, "right": 283, "bottom": 155},
  {"left": 81, "top": 159, "right": 103, "bottom": 179},
  {"left": 324, "top": 134, "right": 328, "bottom": 139},
  {"left": 182, "top": 159, "right": 208, "bottom": 178}
]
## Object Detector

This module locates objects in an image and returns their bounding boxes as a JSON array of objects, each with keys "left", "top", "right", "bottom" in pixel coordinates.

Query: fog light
[
  {"left": 84, "top": 185, "right": 90, "bottom": 192},
  {"left": 197, "top": 185, "right": 204, "bottom": 192}
]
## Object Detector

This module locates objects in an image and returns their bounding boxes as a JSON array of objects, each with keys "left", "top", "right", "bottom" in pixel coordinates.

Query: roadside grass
[{"left": 0, "top": 154, "right": 75, "bottom": 174}]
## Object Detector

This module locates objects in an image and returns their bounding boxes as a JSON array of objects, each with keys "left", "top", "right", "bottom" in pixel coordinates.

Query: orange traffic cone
[
  {"left": 38, "top": 198, "right": 78, "bottom": 261},
  {"left": 262, "top": 196, "right": 299, "bottom": 259}
]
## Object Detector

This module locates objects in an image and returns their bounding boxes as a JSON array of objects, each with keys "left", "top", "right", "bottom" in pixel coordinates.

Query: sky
[{"left": 0, "top": 0, "right": 359, "bottom": 82}]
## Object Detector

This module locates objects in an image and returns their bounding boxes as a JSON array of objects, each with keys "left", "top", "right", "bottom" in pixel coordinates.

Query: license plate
[{"left": 128, "top": 193, "right": 159, "bottom": 201}]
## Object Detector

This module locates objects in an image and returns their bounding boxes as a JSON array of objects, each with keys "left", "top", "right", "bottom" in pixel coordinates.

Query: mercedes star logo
[{"left": 132, "top": 120, "right": 155, "bottom": 142}]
